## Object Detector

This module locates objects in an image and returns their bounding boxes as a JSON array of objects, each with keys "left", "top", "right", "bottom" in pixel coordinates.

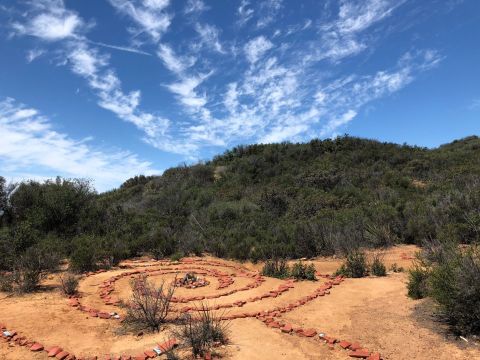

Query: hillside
[
  {"left": 1, "top": 135, "right": 479, "bottom": 268},
  {"left": 91, "top": 135, "right": 480, "bottom": 261}
]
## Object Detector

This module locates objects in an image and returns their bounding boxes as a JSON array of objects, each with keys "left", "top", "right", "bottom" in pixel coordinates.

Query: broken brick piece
[
  {"left": 48, "top": 346, "right": 63, "bottom": 357},
  {"left": 349, "top": 350, "right": 371, "bottom": 358},
  {"left": 339, "top": 340, "right": 352, "bottom": 349},
  {"left": 143, "top": 350, "right": 156, "bottom": 358},
  {"left": 301, "top": 328, "right": 317, "bottom": 337},
  {"left": 56, "top": 351, "right": 70, "bottom": 360},
  {"left": 31, "top": 343, "right": 44, "bottom": 351}
]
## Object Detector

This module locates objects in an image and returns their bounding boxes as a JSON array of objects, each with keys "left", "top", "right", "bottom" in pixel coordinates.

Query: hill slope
[{"left": 96, "top": 135, "right": 480, "bottom": 260}]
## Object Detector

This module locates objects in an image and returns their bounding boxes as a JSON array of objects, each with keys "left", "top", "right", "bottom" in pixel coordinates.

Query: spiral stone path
[{"left": 0, "top": 257, "right": 384, "bottom": 359}]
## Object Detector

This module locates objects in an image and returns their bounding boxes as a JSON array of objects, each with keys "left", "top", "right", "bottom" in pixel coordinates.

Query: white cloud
[
  {"left": 237, "top": 0, "right": 254, "bottom": 26},
  {"left": 194, "top": 23, "right": 225, "bottom": 54},
  {"left": 67, "top": 43, "right": 170, "bottom": 140},
  {"left": 0, "top": 98, "right": 158, "bottom": 191},
  {"left": 157, "top": 44, "right": 196, "bottom": 74},
  {"left": 337, "top": 0, "right": 402, "bottom": 34},
  {"left": 184, "top": 0, "right": 208, "bottom": 14},
  {"left": 469, "top": 98, "right": 480, "bottom": 110},
  {"left": 7, "top": 0, "right": 444, "bottom": 160},
  {"left": 108, "top": 0, "right": 172, "bottom": 42},
  {"left": 26, "top": 48, "right": 46, "bottom": 62},
  {"left": 12, "top": 4, "right": 84, "bottom": 42},
  {"left": 244, "top": 36, "right": 274, "bottom": 64},
  {"left": 256, "top": 0, "right": 283, "bottom": 29},
  {"left": 166, "top": 74, "right": 210, "bottom": 108},
  {"left": 315, "top": 0, "right": 406, "bottom": 62},
  {"left": 319, "top": 110, "right": 357, "bottom": 137}
]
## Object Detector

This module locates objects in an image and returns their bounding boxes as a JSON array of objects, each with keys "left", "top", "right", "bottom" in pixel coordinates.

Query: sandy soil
[{"left": 1, "top": 245, "right": 478, "bottom": 360}]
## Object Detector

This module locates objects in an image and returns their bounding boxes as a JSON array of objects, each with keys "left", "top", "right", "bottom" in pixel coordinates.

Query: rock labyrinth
[{"left": 0, "top": 257, "right": 383, "bottom": 359}]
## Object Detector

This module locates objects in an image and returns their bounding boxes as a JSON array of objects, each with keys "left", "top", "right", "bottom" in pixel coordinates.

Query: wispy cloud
[
  {"left": 157, "top": 43, "right": 196, "bottom": 74},
  {"left": 256, "top": 0, "right": 283, "bottom": 29},
  {"left": 194, "top": 23, "right": 225, "bottom": 54},
  {"left": 12, "top": 0, "right": 84, "bottom": 41},
  {"left": 315, "top": 0, "right": 407, "bottom": 62},
  {"left": 237, "top": 0, "right": 254, "bottom": 27},
  {"left": 166, "top": 73, "right": 210, "bottom": 109},
  {"left": 184, "top": 0, "right": 208, "bottom": 15},
  {"left": 108, "top": 0, "right": 172, "bottom": 42},
  {"left": 26, "top": 48, "right": 46, "bottom": 62},
  {"left": 6, "top": 0, "right": 445, "bottom": 160},
  {"left": 469, "top": 98, "right": 480, "bottom": 110},
  {"left": 11, "top": 1, "right": 176, "bottom": 154},
  {"left": 244, "top": 36, "right": 274, "bottom": 64},
  {"left": 0, "top": 98, "right": 157, "bottom": 191}
]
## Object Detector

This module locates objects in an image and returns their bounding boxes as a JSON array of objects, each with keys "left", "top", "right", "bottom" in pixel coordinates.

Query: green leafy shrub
[
  {"left": 170, "top": 252, "right": 183, "bottom": 262},
  {"left": 425, "top": 244, "right": 480, "bottom": 335},
  {"left": 0, "top": 273, "right": 13, "bottom": 292},
  {"left": 335, "top": 250, "right": 368, "bottom": 278},
  {"left": 261, "top": 258, "right": 289, "bottom": 279},
  {"left": 11, "top": 245, "right": 59, "bottom": 293},
  {"left": 70, "top": 235, "right": 100, "bottom": 273},
  {"left": 370, "top": 253, "right": 387, "bottom": 276},
  {"left": 407, "top": 265, "right": 430, "bottom": 299},
  {"left": 290, "top": 261, "right": 317, "bottom": 281}
]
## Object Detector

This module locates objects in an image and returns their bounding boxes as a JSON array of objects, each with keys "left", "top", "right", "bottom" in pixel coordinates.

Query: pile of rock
[{"left": 175, "top": 272, "right": 210, "bottom": 289}]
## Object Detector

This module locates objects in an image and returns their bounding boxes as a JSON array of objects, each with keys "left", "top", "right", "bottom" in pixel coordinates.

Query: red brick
[
  {"left": 349, "top": 350, "right": 370, "bottom": 358},
  {"left": 143, "top": 350, "right": 156, "bottom": 358},
  {"left": 56, "top": 351, "right": 70, "bottom": 360},
  {"left": 301, "top": 328, "right": 317, "bottom": 337},
  {"left": 350, "top": 343, "right": 362, "bottom": 351},
  {"left": 339, "top": 340, "right": 352, "bottom": 349},
  {"left": 367, "top": 353, "right": 381, "bottom": 360},
  {"left": 48, "top": 346, "right": 63, "bottom": 357},
  {"left": 267, "top": 321, "right": 281, "bottom": 328},
  {"left": 281, "top": 324, "right": 292, "bottom": 333},
  {"left": 31, "top": 343, "right": 44, "bottom": 351}
]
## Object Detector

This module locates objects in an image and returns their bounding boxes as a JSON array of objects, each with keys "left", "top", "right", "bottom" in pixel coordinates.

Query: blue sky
[{"left": 0, "top": 0, "right": 479, "bottom": 191}]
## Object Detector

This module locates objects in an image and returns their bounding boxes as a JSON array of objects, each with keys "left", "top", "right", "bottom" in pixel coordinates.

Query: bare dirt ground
[{"left": 1, "top": 244, "right": 479, "bottom": 360}]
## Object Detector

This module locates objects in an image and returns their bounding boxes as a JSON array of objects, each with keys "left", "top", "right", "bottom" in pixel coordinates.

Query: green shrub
[
  {"left": 335, "top": 250, "right": 368, "bottom": 278},
  {"left": 70, "top": 235, "right": 100, "bottom": 273},
  {"left": 290, "top": 261, "right": 317, "bottom": 281},
  {"left": 261, "top": 258, "right": 289, "bottom": 279},
  {"left": 170, "top": 252, "right": 183, "bottom": 262},
  {"left": 445, "top": 249, "right": 480, "bottom": 335},
  {"left": 407, "top": 265, "right": 430, "bottom": 299},
  {"left": 0, "top": 273, "right": 13, "bottom": 292},
  {"left": 389, "top": 263, "right": 404, "bottom": 272},
  {"left": 370, "top": 253, "right": 387, "bottom": 276},
  {"left": 9, "top": 245, "right": 60, "bottom": 293},
  {"left": 59, "top": 273, "right": 79, "bottom": 296},
  {"left": 427, "top": 245, "right": 480, "bottom": 335}
]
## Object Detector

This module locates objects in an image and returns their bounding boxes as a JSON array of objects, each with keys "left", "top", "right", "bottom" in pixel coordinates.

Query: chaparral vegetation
[{"left": 0, "top": 135, "right": 480, "bottom": 359}]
